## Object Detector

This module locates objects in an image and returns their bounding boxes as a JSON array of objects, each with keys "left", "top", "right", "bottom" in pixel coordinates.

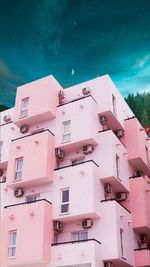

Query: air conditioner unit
[
  {"left": 100, "top": 115, "right": 107, "bottom": 125},
  {"left": 104, "top": 183, "right": 112, "bottom": 193},
  {"left": 3, "top": 114, "right": 11, "bottom": 122},
  {"left": 20, "top": 124, "right": 29, "bottom": 134},
  {"left": 83, "top": 145, "right": 94, "bottom": 154},
  {"left": 82, "top": 87, "right": 91, "bottom": 95},
  {"left": 54, "top": 221, "right": 63, "bottom": 232},
  {"left": 140, "top": 234, "right": 147, "bottom": 244},
  {"left": 104, "top": 262, "right": 113, "bottom": 267},
  {"left": 0, "top": 168, "right": 4, "bottom": 176},
  {"left": 82, "top": 219, "right": 93, "bottom": 229},
  {"left": 14, "top": 188, "right": 24, "bottom": 198},
  {"left": 58, "top": 90, "right": 65, "bottom": 99},
  {"left": 55, "top": 148, "right": 64, "bottom": 159},
  {"left": 116, "top": 129, "right": 124, "bottom": 138},
  {"left": 115, "top": 192, "right": 127, "bottom": 202}
]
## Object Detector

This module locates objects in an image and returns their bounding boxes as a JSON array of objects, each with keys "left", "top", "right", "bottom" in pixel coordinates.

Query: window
[
  {"left": 8, "top": 231, "right": 17, "bottom": 258},
  {"left": 145, "top": 146, "right": 150, "bottom": 167},
  {"left": 71, "top": 157, "right": 85, "bottom": 166},
  {"left": 61, "top": 189, "right": 69, "bottom": 213},
  {"left": 120, "top": 228, "right": 124, "bottom": 257},
  {"left": 115, "top": 154, "right": 120, "bottom": 178},
  {"left": 72, "top": 231, "right": 88, "bottom": 241},
  {"left": 14, "top": 157, "right": 23, "bottom": 181},
  {"left": 0, "top": 141, "right": 3, "bottom": 161},
  {"left": 20, "top": 97, "right": 29, "bottom": 118},
  {"left": 62, "top": 121, "right": 71, "bottom": 143},
  {"left": 26, "top": 194, "right": 40, "bottom": 203},
  {"left": 112, "top": 94, "right": 117, "bottom": 116},
  {"left": 53, "top": 233, "right": 58, "bottom": 244}
]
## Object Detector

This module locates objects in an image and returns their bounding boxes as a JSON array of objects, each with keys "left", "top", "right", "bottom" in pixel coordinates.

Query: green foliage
[
  {"left": 0, "top": 104, "right": 8, "bottom": 111},
  {"left": 125, "top": 92, "right": 150, "bottom": 126}
]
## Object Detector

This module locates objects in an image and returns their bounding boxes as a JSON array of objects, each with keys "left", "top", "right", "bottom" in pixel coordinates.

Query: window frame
[
  {"left": 25, "top": 194, "right": 40, "bottom": 203},
  {"left": 0, "top": 141, "right": 3, "bottom": 161},
  {"left": 72, "top": 231, "right": 88, "bottom": 242},
  {"left": 60, "top": 188, "right": 70, "bottom": 214},
  {"left": 62, "top": 120, "right": 71, "bottom": 143},
  {"left": 112, "top": 94, "right": 117, "bottom": 117},
  {"left": 115, "top": 154, "right": 120, "bottom": 179},
  {"left": 20, "top": 97, "right": 29, "bottom": 118},
  {"left": 8, "top": 231, "right": 17, "bottom": 258},
  {"left": 145, "top": 146, "right": 150, "bottom": 167},
  {"left": 14, "top": 157, "right": 23, "bottom": 181},
  {"left": 71, "top": 157, "right": 85, "bottom": 166},
  {"left": 120, "top": 228, "right": 125, "bottom": 258}
]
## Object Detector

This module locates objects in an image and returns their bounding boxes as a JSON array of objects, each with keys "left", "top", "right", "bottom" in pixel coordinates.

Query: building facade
[{"left": 0, "top": 74, "right": 150, "bottom": 267}]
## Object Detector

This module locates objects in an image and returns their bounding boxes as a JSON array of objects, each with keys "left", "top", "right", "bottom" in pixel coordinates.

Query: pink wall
[
  {"left": 135, "top": 249, "right": 150, "bottom": 267},
  {"left": 125, "top": 118, "right": 150, "bottom": 175},
  {"left": 97, "top": 130, "right": 130, "bottom": 192},
  {"left": 55, "top": 96, "right": 99, "bottom": 152},
  {"left": 63, "top": 75, "right": 134, "bottom": 131},
  {"left": 1, "top": 200, "right": 52, "bottom": 267},
  {"left": 53, "top": 161, "right": 101, "bottom": 221},
  {"left": 13, "top": 76, "right": 61, "bottom": 126},
  {"left": 99, "top": 200, "right": 134, "bottom": 266},
  {"left": 51, "top": 240, "right": 100, "bottom": 267},
  {"left": 6, "top": 130, "right": 55, "bottom": 188},
  {"left": 130, "top": 176, "right": 150, "bottom": 232}
]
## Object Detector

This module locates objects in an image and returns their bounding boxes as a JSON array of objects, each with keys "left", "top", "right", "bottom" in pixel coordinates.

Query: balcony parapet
[
  {"left": 52, "top": 238, "right": 101, "bottom": 246},
  {"left": 54, "top": 159, "right": 99, "bottom": 171},
  {"left": 101, "top": 198, "right": 131, "bottom": 213},
  {"left": 4, "top": 198, "right": 52, "bottom": 209}
]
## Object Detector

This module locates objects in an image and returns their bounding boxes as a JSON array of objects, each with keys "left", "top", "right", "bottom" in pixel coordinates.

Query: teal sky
[{"left": 0, "top": 0, "right": 150, "bottom": 106}]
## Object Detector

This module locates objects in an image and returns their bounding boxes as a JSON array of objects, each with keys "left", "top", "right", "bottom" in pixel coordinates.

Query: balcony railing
[
  {"left": 57, "top": 95, "right": 97, "bottom": 107},
  {"left": 54, "top": 159, "right": 99, "bottom": 171},
  {"left": 134, "top": 248, "right": 150, "bottom": 251},
  {"left": 4, "top": 198, "right": 52, "bottom": 209},
  {"left": 0, "top": 120, "right": 13, "bottom": 127},
  {"left": 11, "top": 128, "right": 54, "bottom": 142},
  {"left": 52, "top": 238, "right": 101, "bottom": 246}
]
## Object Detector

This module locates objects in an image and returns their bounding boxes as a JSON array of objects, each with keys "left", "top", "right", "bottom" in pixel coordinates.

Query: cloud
[
  {"left": 133, "top": 55, "right": 150, "bottom": 69},
  {"left": 0, "top": 59, "right": 23, "bottom": 83},
  {"left": 0, "top": 59, "right": 25, "bottom": 105}
]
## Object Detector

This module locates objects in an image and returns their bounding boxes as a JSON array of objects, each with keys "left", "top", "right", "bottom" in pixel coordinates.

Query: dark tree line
[
  {"left": 125, "top": 92, "right": 150, "bottom": 126},
  {"left": 0, "top": 104, "right": 8, "bottom": 112}
]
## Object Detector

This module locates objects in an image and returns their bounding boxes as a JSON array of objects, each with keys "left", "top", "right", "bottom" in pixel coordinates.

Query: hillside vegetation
[
  {"left": 125, "top": 92, "right": 150, "bottom": 126},
  {"left": 0, "top": 104, "right": 8, "bottom": 112}
]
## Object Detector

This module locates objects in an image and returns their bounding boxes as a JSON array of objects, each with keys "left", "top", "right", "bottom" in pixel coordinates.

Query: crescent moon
[{"left": 71, "top": 69, "right": 75, "bottom": 75}]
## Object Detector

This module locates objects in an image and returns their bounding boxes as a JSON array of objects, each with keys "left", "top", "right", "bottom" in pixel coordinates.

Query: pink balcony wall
[
  {"left": 1, "top": 200, "right": 52, "bottom": 267},
  {"left": 53, "top": 161, "right": 101, "bottom": 221},
  {"left": 125, "top": 118, "right": 150, "bottom": 175},
  {"left": 51, "top": 240, "right": 100, "bottom": 267},
  {"left": 55, "top": 96, "right": 99, "bottom": 152},
  {"left": 97, "top": 130, "right": 130, "bottom": 192},
  {"left": 135, "top": 249, "right": 150, "bottom": 267},
  {"left": 100, "top": 200, "right": 134, "bottom": 267},
  {"left": 6, "top": 130, "right": 55, "bottom": 189},
  {"left": 64, "top": 75, "right": 134, "bottom": 131},
  {"left": 13, "top": 75, "right": 61, "bottom": 126},
  {"left": 130, "top": 176, "right": 150, "bottom": 232}
]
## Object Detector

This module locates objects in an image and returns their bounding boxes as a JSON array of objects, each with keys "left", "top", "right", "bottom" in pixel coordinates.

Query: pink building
[{"left": 0, "top": 74, "right": 150, "bottom": 267}]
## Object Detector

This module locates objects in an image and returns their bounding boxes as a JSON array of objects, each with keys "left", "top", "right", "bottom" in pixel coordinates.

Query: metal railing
[
  {"left": 54, "top": 159, "right": 99, "bottom": 171},
  {"left": 4, "top": 198, "right": 52, "bottom": 209},
  {"left": 52, "top": 238, "right": 101, "bottom": 246}
]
